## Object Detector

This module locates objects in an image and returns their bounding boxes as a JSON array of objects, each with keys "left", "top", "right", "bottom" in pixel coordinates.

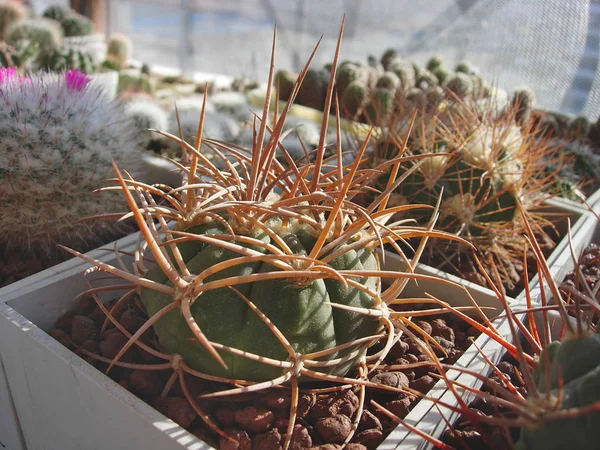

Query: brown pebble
[
  {"left": 154, "top": 396, "right": 197, "bottom": 429},
  {"left": 431, "top": 318, "right": 455, "bottom": 342},
  {"left": 404, "top": 353, "right": 419, "bottom": 364},
  {"left": 370, "top": 371, "right": 410, "bottom": 392},
  {"left": 75, "top": 296, "right": 96, "bottom": 315},
  {"left": 234, "top": 406, "right": 275, "bottom": 434},
  {"left": 252, "top": 428, "right": 281, "bottom": 450},
  {"left": 389, "top": 340, "right": 410, "bottom": 359},
  {"left": 297, "top": 393, "right": 315, "bottom": 418},
  {"left": 416, "top": 320, "right": 433, "bottom": 336},
  {"left": 49, "top": 328, "right": 74, "bottom": 350},
  {"left": 220, "top": 428, "right": 252, "bottom": 450},
  {"left": 410, "top": 375, "right": 436, "bottom": 393},
  {"left": 71, "top": 315, "right": 97, "bottom": 345},
  {"left": 315, "top": 414, "right": 353, "bottom": 444},
  {"left": 215, "top": 405, "right": 237, "bottom": 427},
  {"left": 99, "top": 332, "right": 137, "bottom": 362},
  {"left": 384, "top": 396, "right": 415, "bottom": 419},
  {"left": 119, "top": 309, "right": 146, "bottom": 333},
  {"left": 289, "top": 424, "right": 312, "bottom": 450},
  {"left": 264, "top": 391, "right": 291, "bottom": 410},
  {"left": 358, "top": 410, "right": 382, "bottom": 431},
  {"left": 128, "top": 370, "right": 164, "bottom": 397},
  {"left": 353, "top": 428, "right": 384, "bottom": 449}
]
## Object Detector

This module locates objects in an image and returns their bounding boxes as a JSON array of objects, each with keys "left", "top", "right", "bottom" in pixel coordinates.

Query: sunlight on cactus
[
  {"left": 0, "top": 68, "right": 141, "bottom": 257},
  {"left": 60, "top": 21, "right": 490, "bottom": 449}
]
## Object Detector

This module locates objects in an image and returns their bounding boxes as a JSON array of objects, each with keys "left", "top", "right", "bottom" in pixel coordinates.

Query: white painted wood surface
[{"left": 0, "top": 357, "right": 25, "bottom": 450}]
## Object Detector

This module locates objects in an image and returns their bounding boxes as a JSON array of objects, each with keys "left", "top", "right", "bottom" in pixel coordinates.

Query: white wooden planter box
[
  {"left": 141, "top": 152, "right": 183, "bottom": 187},
  {"left": 0, "top": 197, "right": 591, "bottom": 450},
  {"left": 0, "top": 232, "right": 508, "bottom": 450}
]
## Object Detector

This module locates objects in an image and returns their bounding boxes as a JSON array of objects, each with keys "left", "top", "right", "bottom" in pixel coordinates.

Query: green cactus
[
  {"left": 42, "top": 5, "right": 72, "bottom": 23},
  {"left": 455, "top": 61, "right": 473, "bottom": 74},
  {"left": 389, "top": 59, "right": 416, "bottom": 89},
  {"left": 40, "top": 46, "right": 96, "bottom": 73},
  {"left": 5, "top": 18, "right": 63, "bottom": 53},
  {"left": 376, "top": 71, "right": 401, "bottom": 90},
  {"left": 0, "top": 1, "right": 26, "bottom": 39},
  {"left": 296, "top": 68, "right": 328, "bottom": 110},
  {"left": 426, "top": 55, "right": 443, "bottom": 72},
  {"left": 433, "top": 67, "right": 450, "bottom": 85},
  {"left": 106, "top": 33, "right": 131, "bottom": 70},
  {"left": 60, "top": 13, "right": 93, "bottom": 37},
  {"left": 140, "top": 223, "right": 381, "bottom": 381},
  {"left": 117, "top": 71, "right": 154, "bottom": 96},
  {"left": 340, "top": 79, "right": 368, "bottom": 119},
  {"left": 380, "top": 47, "right": 398, "bottom": 70},
  {"left": 512, "top": 87, "right": 535, "bottom": 123},
  {"left": 515, "top": 324, "right": 600, "bottom": 450},
  {"left": 335, "top": 63, "right": 364, "bottom": 97},
  {"left": 416, "top": 69, "right": 439, "bottom": 90},
  {"left": 274, "top": 69, "right": 296, "bottom": 102},
  {"left": 0, "top": 39, "right": 38, "bottom": 68},
  {"left": 445, "top": 72, "right": 474, "bottom": 99},
  {"left": 363, "top": 87, "right": 395, "bottom": 124},
  {"left": 568, "top": 115, "right": 591, "bottom": 142}
]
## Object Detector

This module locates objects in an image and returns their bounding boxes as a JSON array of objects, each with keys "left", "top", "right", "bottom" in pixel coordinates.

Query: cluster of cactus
[
  {"left": 39, "top": 46, "right": 96, "bottom": 73},
  {"left": 42, "top": 4, "right": 93, "bottom": 37},
  {"left": 5, "top": 17, "right": 63, "bottom": 53},
  {"left": 0, "top": 39, "right": 38, "bottom": 68},
  {"left": 274, "top": 50, "right": 488, "bottom": 125},
  {"left": 0, "top": 67, "right": 141, "bottom": 257},
  {"left": 0, "top": 1, "right": 27, "bottom": 39},
  {"left": 369, "top": 87, "right": 557, "bottom": 292},
  {"left": 105, "top": 33, "right": 131, "bottom": 71}
]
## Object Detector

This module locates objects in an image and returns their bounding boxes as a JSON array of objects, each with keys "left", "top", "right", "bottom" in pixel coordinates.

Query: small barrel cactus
[
  {"left": 106, "top": 33, "right": 132, "bottom": 70},
  {"left": 42, "top": 4, "right": 72, "bottom": 23},
  {"left": 0, "top": 67, "right": 141, "bottom": 256},
  {"left": 5, "top": 18, "right": 63, "bottom": 53},
  {"left": 0, "top": 1, "right": 26, "bottom": 39},
  {"left": 124, "top": 98, "right": 169, "bottom": 147},
  {"left": 426, "top": 55, "right": 444, "bottom": 72},
  {"left": 60, "top": 12, "right": 93, "bottom": 37},
  {"left": 117, "top": 70, "right": 154, "bottom": 96},
  {"left": 296, "top": 67, "right": 328, "bottom": 110},
  {"left": 0, "top": 39, "right": 38, "bottom": 69},
  {"left": 515, "top": 323, "right": 600, "bottom": 450},
  {"left": 512, "top": 87, "right": 535, "bottom": 123},
  {"left": 444, "top": 72, "right": 474, "bottom": 99},
  {"left": 39, "top": 46, "right": 96, "bottom": 73}
]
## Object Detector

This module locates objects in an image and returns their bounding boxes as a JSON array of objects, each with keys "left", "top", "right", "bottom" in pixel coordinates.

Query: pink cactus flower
[
  {"left": 64, "top": 69, "right": 92, "bottom": 91},
  {"left": 0, "top": 67, "right": 18, "bottom": 84}
]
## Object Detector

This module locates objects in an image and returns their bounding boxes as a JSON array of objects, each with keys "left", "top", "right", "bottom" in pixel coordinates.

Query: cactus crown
[
  {"left": 0, "top": 68, "right": 141, "bottom": 257},
  {"left": 63, "top": 22, "right": 467, "bottom": 449}
]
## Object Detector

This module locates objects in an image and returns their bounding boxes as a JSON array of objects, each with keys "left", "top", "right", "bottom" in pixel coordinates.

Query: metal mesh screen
[{"left": 100, "top": 0, "right": 600, "bottom": 118}]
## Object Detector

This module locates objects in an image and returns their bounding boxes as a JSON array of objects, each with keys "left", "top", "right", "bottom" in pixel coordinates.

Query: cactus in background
[
  {"left": 39, "top": 46, "right": 96, "bottom": 73},
  {"left": 0, "top": 68, "right": 141, "bottom": 257},
  {"left": 124, "top": 98, "right": 169, "bottom": 148},
  {"left": 117, "top": 70, "right": 154, "bottom": 96},
  {"left": 0, "top": 39, "right": 38, "bottom": 68},
  {"left": 59, "top": 12, "right": 93, "bottom": 37},
  {"left": 5, "top": 18, "right": 63, "bottom": 53},
  {"left": 296, "top": 67, "right": 328, "bottom": 110},
  {"left": 0, "top": 1, "right": 26, "bottom": 39},
  {"left": 106, "top": 33, "right": 131, "bottom": 70},
  {"left": 512, "top": 87, "right": 535, "bottom": 124},
  {"left": 445, "top": 72, "right": 474, "bottom": 99},
  {"left": 41, "top": 4, "right": 71, "bottom": 23},
  {"left": 426, "top": 55, "right": 444, "bottom": 72}
]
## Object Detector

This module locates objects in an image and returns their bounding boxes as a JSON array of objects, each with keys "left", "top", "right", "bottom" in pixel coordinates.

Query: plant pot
[
  {"left": 140, "top": 152, "right": 183, "bottom": 188},
  {"left": 63, "top": 34, "right": 108, "bottom": 66},
  {"left": 0, "top": 234, "right": 507, "bottom": 450},
  {"left": 0, "top": 357, "right": 25, "bottom": 450}
]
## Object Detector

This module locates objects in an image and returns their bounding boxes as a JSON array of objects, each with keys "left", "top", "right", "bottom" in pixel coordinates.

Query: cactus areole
[{"left": 140, "top": 217, "right": 382, "bottom": 382}]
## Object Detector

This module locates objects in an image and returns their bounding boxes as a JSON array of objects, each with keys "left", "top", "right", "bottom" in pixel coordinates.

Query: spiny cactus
[
  {"left": 61, "top": 25, "right": 466, "bottom": 449},
  {"left": 444, "top": 72, "right": 474, "bottom": 99},
  {"left": 0, "top": 1, "right": 26, "bottom": 39},
  {"left": 0, "top": 39, "right": 38, "bottom": 68},
  {"left": 123, "top": 98, "right": 169, "bottom": 148},
  {"left": 0, "top": 68, "right": 141, "bottom": 257},
  {"left": 40, "top": 46, "right": 96, "bottom": 73},
  {"left": 512, "top": 87, "right": 535, "bottom": 124},
  {"left": 371, "top": 95, "right": 558, "bottom": 292},
  {"left": 106, "top": 33, "right": 131, "bottom": 70},
  {"left": 117, "top": 70, "right": 154, "bottom": 96},
  {"left": 60, "top": 12, "right": 93, "bottom": 37},
  {"left": 42, "top": 4, "right": 72, "bottom": 23},
  {"left": 5, "top": 18, "right": 63, "bottom": 53}
]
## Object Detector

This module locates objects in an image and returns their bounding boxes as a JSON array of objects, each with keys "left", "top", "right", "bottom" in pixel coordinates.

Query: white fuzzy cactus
[
  {"left": 124, "top": 98, "right": 169, "bottom": 146},
  {"left": 0, "top": 68, "right": 141, "bottom": 255}
]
